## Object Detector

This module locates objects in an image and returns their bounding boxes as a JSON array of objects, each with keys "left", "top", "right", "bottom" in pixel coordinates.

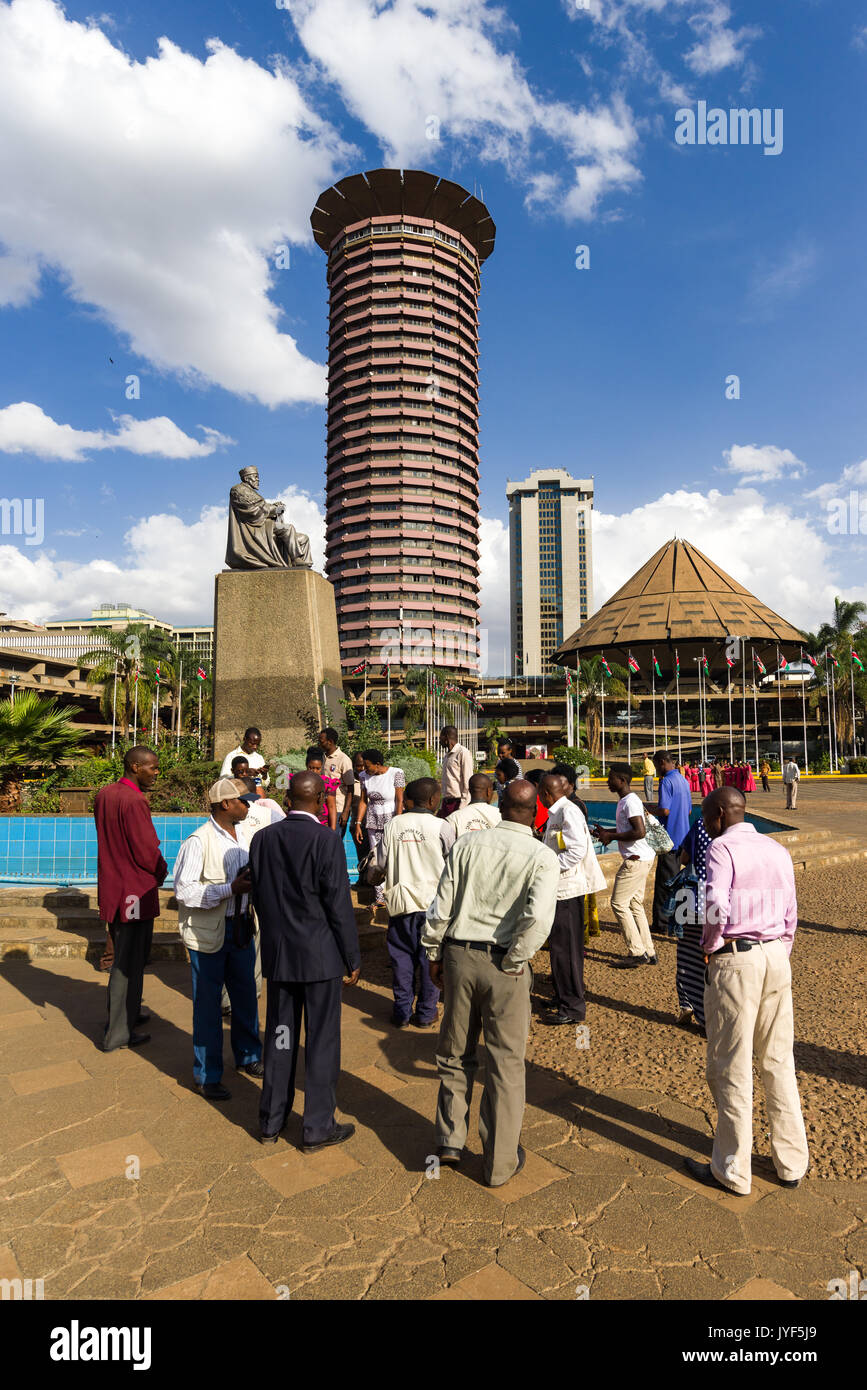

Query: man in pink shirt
[{"left": 684, "top": 786, "right": 808, "bottom": 1196}]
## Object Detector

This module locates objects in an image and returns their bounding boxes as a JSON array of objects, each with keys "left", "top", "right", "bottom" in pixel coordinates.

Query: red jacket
[{"left": 93, "top": 779, "right": 168, "bottom": 924}]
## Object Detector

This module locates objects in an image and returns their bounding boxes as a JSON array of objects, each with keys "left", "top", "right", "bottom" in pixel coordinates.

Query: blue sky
[{"left": 0, "top": 0, "right": 864, "bottom": 670}]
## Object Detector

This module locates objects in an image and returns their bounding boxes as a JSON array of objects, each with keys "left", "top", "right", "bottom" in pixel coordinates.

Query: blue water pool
[
  {"left": 0, "top": 815, "right": 359, "bottom": 885},
  {"left": 581, "top": 801, "right": 789, "bottom": 852}
]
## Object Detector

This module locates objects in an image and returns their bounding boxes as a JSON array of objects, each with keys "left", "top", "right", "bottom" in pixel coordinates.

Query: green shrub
[
  {"left": 846, "top": 757, "right": 867, "bottom": 774},
  {"left": 550, "top": 746, "right": 604, "bottom": 777}
]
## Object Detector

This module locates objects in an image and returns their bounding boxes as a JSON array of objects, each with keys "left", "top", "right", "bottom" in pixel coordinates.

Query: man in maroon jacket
[{"left": 94, "top": 746, "right": 168, "bottom": 1051}]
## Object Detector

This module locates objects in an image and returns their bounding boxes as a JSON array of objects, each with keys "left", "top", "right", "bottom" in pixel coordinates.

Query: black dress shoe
[
  {"left": 302, "top": 1122, "right": 355, "bottom": 1154},
  {"left": 135, "top": 1011, "right": 151, "bottom": 1027},
  {"left": 392, "top": 1017, "right": 411, "bottom": 1029},
  {"left": 612, "top": 954, "right": 645, "bottom": 969},
  {"left": 684, "top": 1156, "right": 746, "bottom": 1195},
  {"left": 127, "top": 1032, "right": 151, "bottom": 1048},
  {"left": 646, "top": 954, "right": 658, "bottom": 965},
  {"left": 778, "top": 1177, "right": 801, "bottom": 1188},
  {"left": 197, "top": 1082, "right": 231, "bottom": 1100},
  {"left": 411, "top": 1014, "right": 438, "bottom": 1029},
  {"left": 238, "top": 1061, "right": 264, "bottom": 1078},
  {"left": 544, "top": 1009, "right": 584, "bottom": 1026},
  {"left": 437, "top": 1146, "right": 462, "bottom": 1166}
]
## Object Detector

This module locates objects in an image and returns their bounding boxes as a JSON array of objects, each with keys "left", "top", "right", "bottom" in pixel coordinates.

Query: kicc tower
[{"left": 310, "top": 169, "right": 495, "bottom": 677}]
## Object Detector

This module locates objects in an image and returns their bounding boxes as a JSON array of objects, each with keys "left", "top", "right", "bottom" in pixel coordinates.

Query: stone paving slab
[{"left": 0, "top": 950, "right": 861, "bottom": 1302}]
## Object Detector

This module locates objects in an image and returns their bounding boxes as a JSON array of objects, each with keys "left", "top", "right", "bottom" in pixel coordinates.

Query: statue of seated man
[{"left": 225, "top": 466, "right": 313, "bottom": 571}]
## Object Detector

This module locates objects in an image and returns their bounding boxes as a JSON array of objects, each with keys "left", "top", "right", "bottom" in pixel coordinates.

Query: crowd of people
[{"left": 92, "top": 726, "right": 809, "bottom": 1195}]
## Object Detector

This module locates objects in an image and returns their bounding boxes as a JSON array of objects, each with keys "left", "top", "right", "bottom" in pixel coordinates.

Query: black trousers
[
  {"left": 548, "top": 896, "right": 585, "bottom": 1019},
  {"left": 651, "top": 850, "right": 681, "bottom": 930},
  {"left": 260, "top": 977, "right": 343, "bottom": 1143},
  {"left": 104, "top": 917, "right": 153, "bottom": 1050}
]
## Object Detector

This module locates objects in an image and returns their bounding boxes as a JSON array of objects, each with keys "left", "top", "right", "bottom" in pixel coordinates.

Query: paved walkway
[{"left": 1, "top": 939, "right": 863, "bottom": 1301}]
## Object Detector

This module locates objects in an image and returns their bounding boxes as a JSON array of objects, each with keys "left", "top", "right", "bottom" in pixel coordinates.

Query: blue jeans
[
  {"left": 387, "top": 911, "right": 441, "bottom": 1024},
  {"left": 188, "top": 923, "right": 262, "bottom": 1084}
]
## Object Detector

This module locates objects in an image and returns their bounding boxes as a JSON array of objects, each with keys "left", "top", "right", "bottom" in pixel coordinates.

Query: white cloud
[
  {"left": 286, "top": 0, "right": 641, "bottom": 222},
  {"left": 0, "top": 487, "right": 326, "bottom": 624},
  {"left": 590, "top": 486, "right": 857, "bottom": 633},
  {"left": 0, "top": 401, "right": 234, "bottom": 461},
  {"left": 478, "top": 515, "right": 510, "bottom": 672},
  {"left": 0, "top": 0, "right": 356, "bottom": 407},
  {"left": 748, "top": 245, "right": 818, "bottom": 313},
  {"left": 682, "top": 1, "right": 760, "bottom": 75},
  {"left": 722, "top": 443, "right": 806, "bottom": 483},
  {"left": 804, "top": 458, "right": 867, "bottom": 505}
]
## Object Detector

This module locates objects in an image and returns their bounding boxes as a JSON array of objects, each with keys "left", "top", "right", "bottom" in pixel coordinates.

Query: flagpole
[
  {"left": 824, "top": 655, "right": 832, "bottom": 770},
  {"left": 387, "top": 664, "right": 391, "bottom": 749},
  {"left": 829, "top": 655, "right": 839, "bottom": 771},
  {"left": 133, "top": 672, "right": 138, "bottom": 742},
  {"left": 696, "top": 654, "right": 704, "bottom": 764},
  {"left": 727, "top": 659, "right": 733, "bottom": 765},
  {"left": 627, "top": 656, "right": 632, "bottom": 766},
  {"left": 198, "top": 679, "right": 202, "bottom": 750},
  {"left": 675, "top": 649, "right": 682, "bottom": 764},
  {"left": 800, "top": 650, "right": 809, "bottom": 774},
  {"left": 111, "top": 661, "right": 118, "bottom": 754},
  {"left": 776, "top": 646, "right": 783, "bottom": 772},
  {"left": 752, "top": 650, "right": 759, "bottom": 770},
  {"left": 741, "top": 638, "right": 747, "bottom": 763},
  {"left": 850, "top": 652, "right": 857, "bottom": 760},
  {"left": 600, "top": 673, "right": 606, "bottom": 775},
  {"left": 651, "top": 656, "right": 657, "bottom": 751},
  {"left": 177, "top": 659, "right": 183, "bottom": 751},
  {"left": 663, "top": 687, "right": 668, "bottom": 750}
]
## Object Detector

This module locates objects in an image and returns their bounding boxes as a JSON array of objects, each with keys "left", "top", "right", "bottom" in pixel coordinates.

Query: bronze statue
[{"left": 225, "top": 467, "right": 313, "bottom": 570}]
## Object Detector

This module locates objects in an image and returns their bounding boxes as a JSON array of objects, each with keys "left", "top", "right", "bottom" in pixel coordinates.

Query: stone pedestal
[{"left": 213, "top": 569, "right": 343, "bottom": 759}]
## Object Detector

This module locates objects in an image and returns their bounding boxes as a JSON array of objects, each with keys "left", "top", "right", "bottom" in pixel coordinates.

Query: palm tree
[
  {"left": 79, "top": 623, "right": 162, "bottom": 740},
  {"left": 803, "top": 599, "right": 867, "bottom": 753},
  {"left": 817, "top": 596, "right": 867, "bottom": 648},
  {"left": 0, "top": 692, "right": 88, "bottom": 811},
  {"left": 574, "top": 656, "right": 628, "bottom": 757}
]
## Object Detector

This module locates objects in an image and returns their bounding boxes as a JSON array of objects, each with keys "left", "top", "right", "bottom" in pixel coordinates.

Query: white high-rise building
[{"left": 507, "top": 468, "right": 594, "bottom": 676}]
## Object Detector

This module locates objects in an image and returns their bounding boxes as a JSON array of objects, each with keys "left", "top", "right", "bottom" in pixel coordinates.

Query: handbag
[
  {"left": 230, "top": 895, "right": 256, "bottom": 949},
  {"left": 643, "top": 812, "right": 674, "bottom": 855},
  {"left": 358, "top": 849, "right": 386, "bottom": 888}
]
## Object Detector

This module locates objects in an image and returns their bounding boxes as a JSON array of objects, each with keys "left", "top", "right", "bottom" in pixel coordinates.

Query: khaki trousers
[
  {"left": 705, "top": 938, "right": 808, "bottom": 1194},
  {"left": 785, "top": 780, "right": 798, "bottom": 809},
  {"left": 610, "top": 858, "right": 654, "bottom": 957},
  {"left": 435, "top": 942, "right": 531, "bottom": 1186}
]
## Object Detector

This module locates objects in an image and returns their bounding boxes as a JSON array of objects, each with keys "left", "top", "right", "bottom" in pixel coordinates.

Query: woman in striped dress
[{"left": 674, "top": 815, "right": 710, "bottom": 1033}]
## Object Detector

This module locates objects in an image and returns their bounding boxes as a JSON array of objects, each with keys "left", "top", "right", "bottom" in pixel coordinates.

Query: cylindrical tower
[{"left": 310, "top": 168, "right": 495, "bottom": 678}]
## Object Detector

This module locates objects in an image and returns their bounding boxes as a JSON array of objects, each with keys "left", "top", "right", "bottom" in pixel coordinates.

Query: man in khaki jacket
[
  {"left": 423, "top": 780, "right": 559, "bottom": 1187},
  {"left": 173, "top": 778, "right": 263, "bottom": 1100}
]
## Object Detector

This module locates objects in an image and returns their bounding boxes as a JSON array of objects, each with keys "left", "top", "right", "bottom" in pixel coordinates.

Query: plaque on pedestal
[{"left": 213, "top": 568, "right": 343, "bottom": 759}]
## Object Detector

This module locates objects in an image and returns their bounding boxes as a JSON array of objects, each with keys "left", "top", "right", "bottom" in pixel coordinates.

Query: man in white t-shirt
[
  {"left": 439, "top": 773, "right": 501, "bottom": 853},
  {"left": 593, "top": 763, "right": 657, "bottom": 968},
  {"left": 375, "top": 778, "right": 444, "bottom": 1029},
  {"left": 220, "top": 727, "right": 269, "bottom": 788},
  {"left": 782, "top": 757, "right": 800, "bottom": 809}
]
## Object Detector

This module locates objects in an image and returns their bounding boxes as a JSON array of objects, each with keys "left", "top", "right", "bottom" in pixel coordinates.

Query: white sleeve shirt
[{"left": 173, "top": 818, "right": 249, "bottom": 912}]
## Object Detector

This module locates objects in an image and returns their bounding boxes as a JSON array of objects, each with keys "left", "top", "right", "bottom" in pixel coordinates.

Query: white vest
[{"left": 177, "top": 822, "right": 235, "bottom": 955}]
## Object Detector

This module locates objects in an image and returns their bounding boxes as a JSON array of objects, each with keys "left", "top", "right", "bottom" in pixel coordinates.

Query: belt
[
  {"left": 711, "top": 937, "right": 782, "bottom": 957},
  {"left": 445, "top": 938, "right": 507, "bottom": 954}
]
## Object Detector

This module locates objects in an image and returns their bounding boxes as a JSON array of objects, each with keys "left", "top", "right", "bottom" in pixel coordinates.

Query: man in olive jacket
[{"left": 249, "top": 772, "right": 361, "bottom": 1149}]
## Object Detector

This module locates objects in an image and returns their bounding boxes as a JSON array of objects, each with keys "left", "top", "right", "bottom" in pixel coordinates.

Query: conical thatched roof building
[{"left": 553, "top": 538, "right": 805, "bottom": 676}]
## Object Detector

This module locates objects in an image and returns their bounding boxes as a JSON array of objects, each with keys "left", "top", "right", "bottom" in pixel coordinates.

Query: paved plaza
[{"left": 0, "top": 780, "right": 864, "bottom": 1302}]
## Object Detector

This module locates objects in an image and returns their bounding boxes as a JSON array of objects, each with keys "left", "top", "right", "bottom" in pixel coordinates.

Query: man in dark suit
[
  {"left": 249, "top": 771, "right": 361, "bottom": 1149},
  {"left": 93, "top": 746, "right": 168, "bottom": 1051}
]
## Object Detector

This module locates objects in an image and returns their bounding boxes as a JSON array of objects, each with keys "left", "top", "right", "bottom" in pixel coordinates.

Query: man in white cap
[{"left": 173, "top": 777, "right": 263, "bottom": 1100}]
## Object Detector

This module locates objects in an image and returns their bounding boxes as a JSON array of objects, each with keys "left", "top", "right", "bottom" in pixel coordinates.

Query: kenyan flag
[
  {"left": 754, "top": 653, "right": 767, "bottom": 675},
  {"left": 627, "top": 654, "right": 640, "bottom": 674},
  {"left": 196, "top": 666, "right": 206, "bottom": 682},
  {"left": 350, "top": 660, "right": 366, "bottom": 675},
  {"left": 700, "top": 655, "right": 709, "bottom": 675},
  {"left": 803, "top": 652, "right": 817, "bottom": 668},
  {"left": 826, "top": 650, "right": 838, "bottom": 669},
  {"left": 779, "top": 655, "right": 789, "bottom": 671},
  {"left": 674, "top": 654, "right": 680, "bottom": 678},
  {"left": 853, "top": 650, "right": 865, "bottom": 672},
  {"left": 600, "top": 656, "right": 612, "bottom": 677},
  {"left": 724, "top": 654, "right": 735, "bottom": 669},
  {"left": 652, "top": 654, "right": 663, "bottom": 678}
]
